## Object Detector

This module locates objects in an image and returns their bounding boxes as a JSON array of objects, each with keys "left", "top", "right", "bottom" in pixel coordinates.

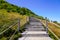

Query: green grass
[
  {"left": 0, "top": 9, "right": 28, "bottom": 40},
  {"left": 0, "top": 37, "right": 7, "bottom": 40},
  {"left": 0, "top": 0, "right": 43, "bottom": 40},
  {"left": 48, "top": 30, "right": 58, "bottom": 40}
]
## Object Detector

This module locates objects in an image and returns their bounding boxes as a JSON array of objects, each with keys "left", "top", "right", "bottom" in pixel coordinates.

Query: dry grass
[
  {"left": 41, "top": 20, "right": 60, "bottom": 38},
  {"left": 0, "top": 9, "right": 28, "bottom": 40},
  {"left": 0, "top": 9, "right": 28, "bottom": 29}
]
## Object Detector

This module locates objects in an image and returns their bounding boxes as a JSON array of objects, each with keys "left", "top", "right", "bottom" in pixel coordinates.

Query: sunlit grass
[
  {"left": 0, "top": 9, "right": 28, "bottom": 27},
  {"left": 0, "top": 37, "right": 7, "bottom": 40},
  {"left": 41, "top": 20, "right": 60, "bottom": 38},
  {"left": 0, "top": 9, "right": 28, "bottom": 40}
]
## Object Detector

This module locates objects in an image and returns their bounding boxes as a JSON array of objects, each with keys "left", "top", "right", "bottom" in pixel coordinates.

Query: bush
[
  {"left": 48, "top": 31, "right": 58, "bottom": 40},
  {"left": 0, "top": 35, "right": 3, "bottom": 39},
  {"left": 14, "top": 33, "right": 22, "bottom": 40},
  {"left": 3, "top": 28, "right": 15, "bottom": 37}
]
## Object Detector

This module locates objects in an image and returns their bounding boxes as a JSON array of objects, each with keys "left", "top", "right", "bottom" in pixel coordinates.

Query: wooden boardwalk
[{"left": 18, "top": 17, "right": 52, "bottom": 40}]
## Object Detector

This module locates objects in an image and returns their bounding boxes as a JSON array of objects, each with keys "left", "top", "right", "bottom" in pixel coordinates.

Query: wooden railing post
[
  {"left": 27, "top": 16, "right": 29, "bottom": 22},
  {"left": 29, "top": 17, "right": 30, "bottom": 22},
  {"left": 45, "top": 17, "right": 48, "bottom": 33},
  {"left": 28, "top": 17, "right": 30, "bottom": 24},
  {"left": 18, "top": 18, "right": 20, "bottom": 32}
]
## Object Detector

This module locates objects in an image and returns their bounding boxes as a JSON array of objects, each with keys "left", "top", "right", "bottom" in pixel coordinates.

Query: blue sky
[{"left": 6, "top": 0, "right": 60, "bottom": 22}]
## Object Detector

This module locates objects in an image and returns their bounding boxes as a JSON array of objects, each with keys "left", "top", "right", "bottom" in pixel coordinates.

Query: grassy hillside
[
  {"left": 0, "top": 0, "right": 36, "bottom": 16},
  {"left": 0, "top": 9, "right": 28, "bottom": 40},
  {"left": 0, "top": 0, "right": 30, "bottom": 40},
  {"left": 1, "top": 0, "right": 60, "bottom": 40},
  {"left": 0, "top": 9, "right": 28, "bottom": 26},
  {"left": 0, "top": 0, "right": 51, "bottom": 40},
  {"left": 41, "top": 20, "right": 60, "bottom": 40},
  {"left": 0, "top": 0, "right": 39, "bottom": 40}
]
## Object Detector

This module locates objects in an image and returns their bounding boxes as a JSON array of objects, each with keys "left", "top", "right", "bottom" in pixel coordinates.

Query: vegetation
[
  {"left": 0, "top": 0, "right": 42, "bottom": 40},
  {"left": 0, "top": 0, "right": 39, "bottom": 40},
  {"left": 48, "top": 30, "right": 58, "bottom": 40},
  {"left": 53, "top": 21, "right": 60, "bottom": 26},
  {"left": 41, "top": 20, "right": 60, "bottom": 40},
  {"left": 41, "top": 23, "right": 58, "bottom": 40},
  {"left": 0, "top": 9, "right": 28, "bottom": 40},
  {"left": 0, "top": 0, "right": 60, "bottom": 40},
  {"left": 0, "top": 0, "right": 36, "bottom": 16}
]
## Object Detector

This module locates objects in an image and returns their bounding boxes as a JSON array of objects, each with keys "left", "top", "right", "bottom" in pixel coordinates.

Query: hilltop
[{"left": 0, "top": 0, "right": 37, "bottom": 16}]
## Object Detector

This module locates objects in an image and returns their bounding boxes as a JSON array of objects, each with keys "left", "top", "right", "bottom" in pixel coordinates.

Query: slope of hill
[
  {"left": 0, "top": 0, "right": 37, "bottom": 40},
  {"left": 41, "top": 20, "right": 60, "bottom": 40},
  {"left": 0, "top": 0, "right": 36, "bottom": 16},
  {"left": 0, "top": 0, "right": 50, "bottom": 40},
  {"left": 1, "top": 0, "right": 59, "bottom": 40},
  {"left": 0, "top": 9, "right": 28, "bottom": 40}
]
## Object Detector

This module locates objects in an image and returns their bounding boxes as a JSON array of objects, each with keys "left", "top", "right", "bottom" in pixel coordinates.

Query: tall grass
[
  {"left": 41, "top": 20, "right": 60, "bottom": 39},
  {"left": 0, "top": 9, "right": 28, "bottom": 40}
]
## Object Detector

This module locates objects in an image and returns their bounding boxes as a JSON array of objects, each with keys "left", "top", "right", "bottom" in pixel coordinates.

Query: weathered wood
[
  {"left": 45, "top": 17, "right": 48, "bottom": 33},
  {"left": 0, "top": 22, "right": 17, "bottom": 35},
  {"left": 18, "top": 18, "right": 20, "bottom": 32},
  {"left": 41, "top": 20, "right": 60, "bottom": 40},
  {"left": 27, "top": 17, "right": 29, "bottom": 22},
  {"left": 18, "top": 17, "right": 52, "bottom": 40}
]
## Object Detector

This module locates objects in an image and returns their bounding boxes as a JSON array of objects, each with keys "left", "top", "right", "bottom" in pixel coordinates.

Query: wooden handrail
[
  {"left": 0, "top": 22, "right": 18, "bottom": 35},
  {"left": 41, "top": 20, "right": 60, "bottom": 40}
]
